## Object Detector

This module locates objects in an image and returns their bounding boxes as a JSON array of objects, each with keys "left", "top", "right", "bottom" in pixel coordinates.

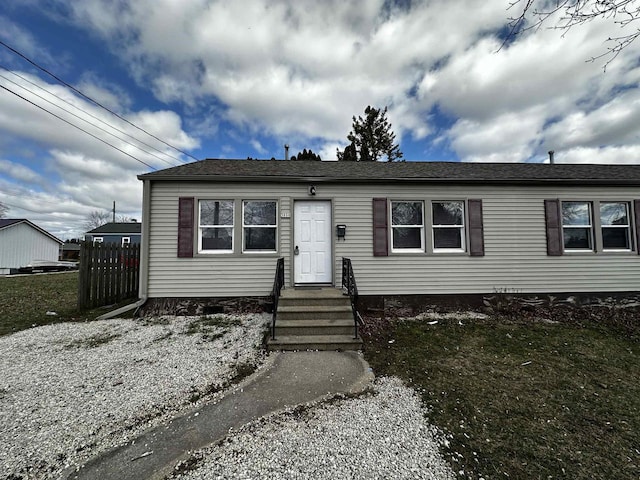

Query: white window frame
[
  {"left": 432, "top": 201, "right": 466, "bottom": 253},
  {"left": 390, "top": 200, "right": 425, "bottom": 253},
  {"left": 121, "top": 237, "right": 131, "bottom": 246},
  {"left": 93, "top": 237, "right": 103, "bottom": 244},
  {"left": 198, "top": 200, "right": 234, "bottom": 254},
  {"left": 561, "top": 201, "right": 594, "bottom": 252},
  {"left": 600, "top": 201, "right": 632, "bottom": 252},
  {"left": 242, "top": 200, "right": 278, "bottom": 253}
]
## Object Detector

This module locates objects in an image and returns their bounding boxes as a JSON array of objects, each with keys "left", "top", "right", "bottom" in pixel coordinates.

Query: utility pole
[{"left": 112, "top": 201, "right": 116, "bottom": 222}]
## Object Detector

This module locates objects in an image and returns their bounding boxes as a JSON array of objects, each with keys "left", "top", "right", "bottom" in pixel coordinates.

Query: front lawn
[
  {"left": 0, "top": 272, "right": 129, "bottom": 336},
  {"left": 363, "top": 315, "right": 640, "bottom": 479}
]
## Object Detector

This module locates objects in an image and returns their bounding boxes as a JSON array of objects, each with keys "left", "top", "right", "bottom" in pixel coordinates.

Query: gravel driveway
[
  {"left": 0, "top": 314, "right": 268, "bottom": 480},
  {"left": 172, "top": 376, "right": 455, "bottom": 480},
  {"left": 1, "top": 315, "right": 455, "bottom": 480}
]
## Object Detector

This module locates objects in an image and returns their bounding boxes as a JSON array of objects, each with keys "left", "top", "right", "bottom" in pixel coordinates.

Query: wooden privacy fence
[{"left": 78, "top": 241, "right": 140, "bottom": 309}]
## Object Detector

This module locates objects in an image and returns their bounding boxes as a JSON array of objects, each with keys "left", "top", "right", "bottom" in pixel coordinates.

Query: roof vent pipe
[
  {"left": 548, "top": 150, "right": 555, "bottom": 164},
  {"left": 285, "top": 144, "right": 289, "bottom": 161}
]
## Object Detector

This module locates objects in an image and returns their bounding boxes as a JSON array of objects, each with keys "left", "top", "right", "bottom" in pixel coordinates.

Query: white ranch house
[{"left": 137, "top": 159, "right": 640, "bottom": 305}]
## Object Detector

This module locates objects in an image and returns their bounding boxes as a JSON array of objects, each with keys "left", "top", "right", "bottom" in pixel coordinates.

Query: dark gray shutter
[
  {"left": 634, "top": 200, "right": 640, "bottom": 254},
  {"left": 544, "top": 199, "right": 563, "bottom": 256},
  {"left": 178, "top": 197, "right": 194, "bottom": 258},
  {"left": 372, "top": 198, "right": 388, "bottom": 257},
  {"left": 468, "top": 199, "right": 484, "bottom": 257}
]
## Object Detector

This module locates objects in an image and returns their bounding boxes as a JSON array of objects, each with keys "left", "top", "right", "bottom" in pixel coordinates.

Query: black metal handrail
[
  {"left": 270, "top": 257, "right": 285, "bottom": 340},
  {"left": 341, "top": 257, "right": 362, "bottom": 338}
]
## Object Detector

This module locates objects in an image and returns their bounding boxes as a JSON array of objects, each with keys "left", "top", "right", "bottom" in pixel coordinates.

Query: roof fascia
[
  {"left": 137, "top": 174, "right": 640, "bottom": 187},
  {"left": 88, "top": 232, "right": 141, "bottom": 235}
]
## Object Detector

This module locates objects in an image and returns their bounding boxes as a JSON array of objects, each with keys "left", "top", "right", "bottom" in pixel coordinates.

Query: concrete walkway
[{"left": 66, "top": 351, "right": 373, "bottom": 480}]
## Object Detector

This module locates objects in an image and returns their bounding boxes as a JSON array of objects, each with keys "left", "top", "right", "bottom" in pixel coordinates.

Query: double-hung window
[
  {"left": 600, "top": 202, "right": 631, "bottom": 251},
  {"left": 121, "top": 237, "right": 131, "bottom": 246},
  {"left": 243, "top": 200, "right": 277, "bottom": 252},
  {"left": 199, "top": 200, "right": 234, "bottom": 253},
  {"left": 561, "top": 201, "right": 593, "bottom": 251},
  {"left": 391, "top": 201, "right": 424, "bottom": 252},
  {"left": 93, "top": 237, "right": 103, "bottom": 244},
  {"left": 432, "top": 201, "right": 465, "bottom": 252}
]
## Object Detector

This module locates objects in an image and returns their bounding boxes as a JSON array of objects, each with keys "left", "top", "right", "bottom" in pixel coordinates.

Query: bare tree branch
[
  {"left": 84, "top": 210, "right": 111, "bottom": 231},
  {"left": 502, "top": 0, "right": 640, "bottom": 68}
]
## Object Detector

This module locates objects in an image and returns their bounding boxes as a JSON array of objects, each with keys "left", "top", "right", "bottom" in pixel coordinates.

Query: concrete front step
[
  {"left": 279, "top": 288, "right": 349, "bottom": 307},
  {"left": 275, "top": 318, "right": 356, "bottom": 336},
  {"left": 267, "top": 334, "right": 363, "bottom": 351},
  {"left": 279, "top": 297, "right": 349, "bottom": 308},
  {"left": 277, "top": 305, "right": 353, "bottom": 321},
  {"left": 269, "top": 287, "right": 361, "bottom": 351}
]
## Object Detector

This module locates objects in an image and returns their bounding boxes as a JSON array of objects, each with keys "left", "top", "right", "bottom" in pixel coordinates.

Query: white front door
[{"left": 294, "top": 200, "right": 332, "bottom": 284}]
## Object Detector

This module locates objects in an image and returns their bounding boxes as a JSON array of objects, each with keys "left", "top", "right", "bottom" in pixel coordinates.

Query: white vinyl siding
[
  {"left": 0, "top": 222, "right": 61, "bottom": 274},
  {"left": 144, "top": 182, "right": 640, "bottom": 298}
]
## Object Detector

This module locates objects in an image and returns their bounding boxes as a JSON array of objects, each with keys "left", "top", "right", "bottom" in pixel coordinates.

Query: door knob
[{"left": 294, "top": 246, "right": 299, "bottom": 255}]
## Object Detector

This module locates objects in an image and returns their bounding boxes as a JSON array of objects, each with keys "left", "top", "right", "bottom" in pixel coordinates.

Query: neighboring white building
[
  {"left": 137, "top": 159, "right": 640, "bottom": 303},
  {"left": 0, "top": 219, "right": 63, "bottom": 274}
]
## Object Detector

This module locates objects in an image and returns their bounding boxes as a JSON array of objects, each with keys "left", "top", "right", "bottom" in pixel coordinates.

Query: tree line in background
[
  {"left": 0, "top": 201, "right": 7, "bottom": 219},
  {"left": 291, "top": 149, "right": 322, "bottom": 161}
]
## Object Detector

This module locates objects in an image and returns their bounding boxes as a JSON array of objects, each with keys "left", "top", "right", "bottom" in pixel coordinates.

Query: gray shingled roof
[
  {"left": 138, "top": 159, "right": 640, "bottom": 185},
  {"left": 0, "top": 219, "right": 22, "bottom": 229},
  {"left": 86, "top": 222, "right": 142, "bottom": 235}
]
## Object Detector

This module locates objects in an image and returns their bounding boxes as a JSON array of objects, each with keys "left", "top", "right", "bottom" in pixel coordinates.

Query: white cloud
[
  {"left": 3, "top": 0, "right": 640, "bottom": 240},
  {"left": 0, "top": 14, "right": 57, "bottom": 67},
  {"left": 250, "top": 139, "right": 267, "bottom": 155},
  {"left": 45, "top": 0, "right": 640, "bottom": 164},
  {"left": 0, "top": 72, "right": 198, "bottom": 170},
  {"left": 449, "top": 107, "right": 546, "bottom": 163},
  {"left": 554, "top": 145, "right": 640, "bottom": 165},
  {"left": 75, "top": 72, "right": 133, "bottom": 113},
  {"left": 53, "top": 0, "right": 509, "bottom": 142},
  {"left": 2, "top": 71, "right": 200, "bottom": 159},
  {"left": 543, "top": 88, "right": 640, "bottom": 150},
  {"left": 0, "top": 70, "right": 198, "bottom": 237},
  {"left": 0, "top": 159, "right": 46, "bottom": 185}
]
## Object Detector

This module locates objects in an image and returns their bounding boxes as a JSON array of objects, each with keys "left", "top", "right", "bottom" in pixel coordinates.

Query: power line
[
  {"left": 0, "top": 84, "right": 155, "bottom": 170},
  {"left": 0, "top": 200, "right": 48, "bottom": 215},
  {"left": 0, "top": 71, "right": 176, "bottom": 167},
  {"left": 0, "top": 66, "right": 184, "bottom": 166},
  {"left": 0, "top": 39, "right": 199, "bottom": 162},
  {"left": 0, "top": 187, "right": 76, "bottom": 208}
]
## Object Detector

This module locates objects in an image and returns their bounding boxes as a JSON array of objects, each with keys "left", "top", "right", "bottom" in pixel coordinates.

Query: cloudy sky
[{"left": 1, "top": 0, "right": 639, "bottom": 240}]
